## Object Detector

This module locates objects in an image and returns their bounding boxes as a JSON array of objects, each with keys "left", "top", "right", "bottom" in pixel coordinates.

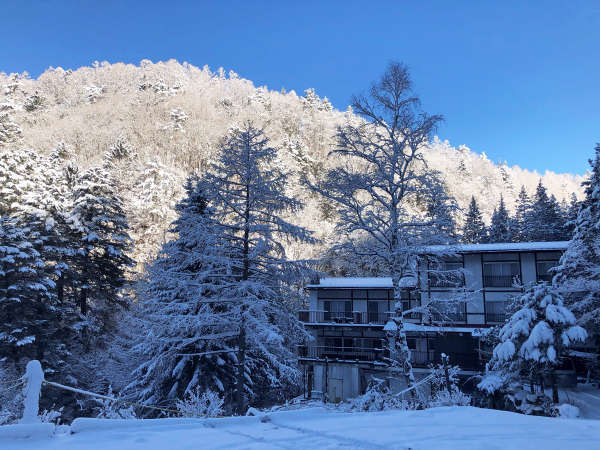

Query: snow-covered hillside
[
  {"left": 3, "top": 406, "right": 600, "bottom": 450},
  {"left": 0, "top": 62, "right": 585, "bottom": 265}
]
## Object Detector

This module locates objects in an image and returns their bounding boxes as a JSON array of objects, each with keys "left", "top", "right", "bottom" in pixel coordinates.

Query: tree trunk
[
  {"left": 80, "top": 288, "right": 88, "bottom": 315},
  {"left": 550, "top": 370, "right": 559, "bottom": 404},
  {"left": 235, "top": 318, "right": 246, "bottom": 415}
]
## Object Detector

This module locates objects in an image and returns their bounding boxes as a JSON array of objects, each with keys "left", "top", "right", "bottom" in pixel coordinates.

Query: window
[
  {"left": 485, "top": 301, "right": 508, "bottom": 323},
  {"left": 429, "top": 262, "right": 464, "bottom": 287},
  {"left": 483, "top": 262, "right": 520, "bottom": 287},
  {"left": 536, "top": 261, "right": 558, "bottom": 283}
]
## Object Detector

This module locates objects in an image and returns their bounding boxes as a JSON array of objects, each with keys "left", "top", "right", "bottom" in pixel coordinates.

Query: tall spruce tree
[
  {"left": 554, "top": 144, "right": 600, "bottom": 337},
  {"left": 69, "top": 166, "right": 134, "bottom": 337},
  {"left": 130, "top": 177, "right": 240, "bottom": 410},
  {"left": 525, "top": 181, "right": 569, "bottom": 241},
  {"left": 513, "top": 186, "right": 532, "bottom": 241},
  {"left": 487, "top": 196, "right": 512, "bottom": 242},
  {"left": 462, "top": 196, "right": 486, "bottom": 243},
  {"left": 199, "top": 122, "right": 314, "bottom": 413}
]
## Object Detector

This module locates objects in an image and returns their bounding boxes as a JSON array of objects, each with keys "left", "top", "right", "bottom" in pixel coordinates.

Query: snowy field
[{"left": 3, "top": 406, "right": 600, "bottom": 450}]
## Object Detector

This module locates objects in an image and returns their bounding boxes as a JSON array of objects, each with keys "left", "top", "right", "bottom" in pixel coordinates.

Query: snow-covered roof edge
[
  {"left": 424, "top": 241, "right": 569, "bottom": 254},
  {"left": 306, "top": 276, "right": 417, "bottom": 289}
]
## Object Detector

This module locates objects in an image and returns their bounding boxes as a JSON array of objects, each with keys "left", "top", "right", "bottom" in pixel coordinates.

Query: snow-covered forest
[
  {"left": 0, "top": 60, "right": 585, "bottom": 267},
  {"left": 1, "top": 60, "right": 598, "bottom": 427}
]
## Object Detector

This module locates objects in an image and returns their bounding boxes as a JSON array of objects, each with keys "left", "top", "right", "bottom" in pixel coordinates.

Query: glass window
[
  {"left": 483, "top": 262, "right": 520, "bottom": 287},
  {"left": 536, "top": 261, "right": 558, "bottom": 282},
  {"left": 429, "top": 262, "right": 464, "bottom": 287}
]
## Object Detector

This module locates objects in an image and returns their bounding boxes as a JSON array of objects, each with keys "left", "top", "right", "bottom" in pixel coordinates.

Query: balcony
[
  {"left": 485, "top": 302, "right": 507, "bottom": 324},
  {"left": 298, "top": 346, "right": 481, "bottom": 370},
  {"left": 298, "top": 310, "right": 392, "bottom": 325},
  {"left": 483, "top": 275, "right": 515, "bottom": 288},
  {"left": 298, "top": 345, "right": 386, "bottom": 362}
]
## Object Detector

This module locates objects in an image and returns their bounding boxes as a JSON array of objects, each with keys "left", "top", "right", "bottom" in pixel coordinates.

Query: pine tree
[
  {"left": 564, "top": 192, "right": 580, "bottom": 236},
  {"left": 487, "top": 196, "right": 512, "bottom": 242},
  {"left": 554, "top": 144, "right": 600, "bottom": 336},
  {"left": 69, "top": 166, "right": 134, "bottom": 336},
  {"left": 130, "top": 177, "right": 238, "bottom": 410},
  {"left": 485, "top": 283, "right": 586, "bottom": 403},
  {"left": 200, "top": 122, "right": 314, "bottom": 413},
  {"left": 513, "top": 186, "right": 532, "bottom": 241},
  {"left": 525, "top": 181, "right": 569, "bottom": 241},
  {"left": 462, "top": 196, "right": 486, "bottom": 243}
]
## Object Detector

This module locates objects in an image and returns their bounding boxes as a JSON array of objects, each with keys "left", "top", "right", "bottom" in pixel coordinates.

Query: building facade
[{"left": 298, "top": 241, "right": 568, "bottom": 402}]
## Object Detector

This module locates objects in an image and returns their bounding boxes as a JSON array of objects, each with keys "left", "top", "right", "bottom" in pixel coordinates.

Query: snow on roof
[
  {"left": 306, "top": 276, "right": 417, "bottom": 289},
  {"left": 423, "top": 241, "right": 569, "bottom": 254}
]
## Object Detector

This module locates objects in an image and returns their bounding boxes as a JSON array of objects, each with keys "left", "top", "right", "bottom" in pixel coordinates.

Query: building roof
[
  {"left": 423, "top": 241, "right": 569, "bottom": 254},
  {"left": 306, "top": 276, "right": 417, "bottom": 289}
]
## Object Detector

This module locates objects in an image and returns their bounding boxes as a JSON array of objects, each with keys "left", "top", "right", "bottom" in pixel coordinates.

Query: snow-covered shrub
[
  {"left": 176, "top": 388, "right": 224, "bottom": 418},
  {"left": 555, "top": 403, "right": 580, "bottom": 419},
  {"left": 427, "top": 356, "right": 471, "bottom": 407},
  {"left": 40, "top": 407, "right": 64, "bottom": 424},
  {"left": 94, "top": 386, "right": 136, "bottom": 419},
  {"left": 349, "top": 378, "right": 413, "bottom": 412}
]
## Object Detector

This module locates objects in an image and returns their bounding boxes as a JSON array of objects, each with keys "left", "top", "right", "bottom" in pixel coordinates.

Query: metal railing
[
  {"left": 298, "top": 310, "right": 393, "bottom": 325},
  {"left": 298, "top": 345, "right": 386, "bottom": 362},
  {"left": 485, "top": 312, "right": 506, "bottom": 323},
  {"left": 298, "top": 346, "right": 481, "bottom": 370},
  {"left": 483, "top": 275, "right": 515, "bottom": 288}
]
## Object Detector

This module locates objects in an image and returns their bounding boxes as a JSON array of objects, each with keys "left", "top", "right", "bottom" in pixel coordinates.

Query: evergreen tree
[
  {"left": 484, "top": 283, "right": 586, "bottom": 403},
  {"left": 522, "top": 181, "right": 566, "bottom": 241},
  {"left": 0, "top": 216, "right": 58, "bottom": 364},
  {"left": 200, "top": 122, "right": 314, "bottom": 413},
  {"left": 564, "top": 192, "right": 580, "bottom": 236},
  {"left": 69, "top": 166, "right": 134, "bottom": 337},
  {"left": 554, "top": 144, "right": 600, "bottom": 336},
  {"left": 513, "top": 186, "right": 532, "bottom": 241},
  {"left": 487, "top": 195, "right": 512, "bottom": 242},
  {"left": 130, "top": 177, "right": 238, "bottom": 410},
  {"left": 462, "top": 196, "right": 486, "bottom": 243}
]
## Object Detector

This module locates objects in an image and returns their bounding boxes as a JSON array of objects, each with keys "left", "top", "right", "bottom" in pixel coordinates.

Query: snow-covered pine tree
[
  {"left": 524, "top": 181, "right": 569, "bottom": 242},
  {"left": 462, "top": 196, "right": 486, "bottom": 243},
  {"left": 305, "top": 62, "right": 458, "bottom": 394},
  {"left": 69, "top": 166, "right": 134, "bottom": 338},
  {"left": 525, "top": 180, "right": 565, "bottom": 241},
  {"left": 0, "top": 216, "right": 58, "bottom": 363},
  {"left": 512, "top": 186, "right": 532, "bottom": 242},
  {"left": 130, "top": 176, "right": 239, "bottom": 411},
  {"left": 487, "top": 196, "right": 512, "bottom": 243},
  {"left": 564, "top": 192, "right": 580, "bottom": 236},
  {"left": 200, "top": 121, "right": 314, "bottom": 413},
  {"left": 554, "top": 144, "right": 600, "bottom": 341},
  {"left": 483, "top": 283, "right": 586, "bottom": 403}
]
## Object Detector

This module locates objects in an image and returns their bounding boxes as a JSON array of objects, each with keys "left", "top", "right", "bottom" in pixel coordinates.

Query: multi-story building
[{"left": 298, "top": 241, "right": 568, "bottom": 402}]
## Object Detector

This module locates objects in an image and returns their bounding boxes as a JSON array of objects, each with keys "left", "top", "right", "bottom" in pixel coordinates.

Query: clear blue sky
[{"left": 1, "top": 1, "right": 598, "bottom": 174}]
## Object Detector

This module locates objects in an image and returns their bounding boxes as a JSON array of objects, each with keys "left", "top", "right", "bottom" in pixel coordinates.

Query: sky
[{"left": 1, "top": 1, "right": 598, "bottom": 175}]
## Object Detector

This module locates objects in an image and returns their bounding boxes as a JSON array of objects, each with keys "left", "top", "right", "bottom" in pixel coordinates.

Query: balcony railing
[
  {"left": 537, "top": 274, "right": 553, "bottom": 283},
  {"left": 483, "top": 275, "right": 516, "bottom": 288},
  {"left": 485, "top": 312, "right": 506, "bottom": 323},
  {"left": 298, "top": 345, "right": 386, "bottom": 362},
  {"left": 298, "top": 346, "right": 481, "bottom": 370},
  {"left": 298, "top": 310, "right": 392, "bottom": 325}
]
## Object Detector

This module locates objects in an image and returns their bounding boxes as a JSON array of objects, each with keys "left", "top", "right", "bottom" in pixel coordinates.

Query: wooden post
[{"left": 20, "top": 360, "right": 44, "bottom": 424}]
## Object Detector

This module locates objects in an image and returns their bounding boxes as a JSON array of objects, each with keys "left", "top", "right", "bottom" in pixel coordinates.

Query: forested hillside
[{"left": 0, "top": 60, "right": 584, "bottom": 269}]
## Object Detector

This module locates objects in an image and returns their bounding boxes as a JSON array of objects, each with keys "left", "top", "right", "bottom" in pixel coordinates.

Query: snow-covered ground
[{"left": 3, "top": 406, "right": 600, "bottom": 450}]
